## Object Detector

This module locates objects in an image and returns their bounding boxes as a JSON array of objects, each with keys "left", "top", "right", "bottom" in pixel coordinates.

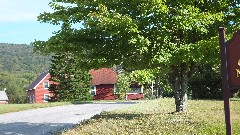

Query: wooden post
[{"left": 218, "top": 27, "right": 232, "bottom": 135}]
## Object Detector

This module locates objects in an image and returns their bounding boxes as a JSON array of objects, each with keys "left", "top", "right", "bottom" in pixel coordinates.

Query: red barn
[
  {"left": 90, "top": 68, "right": 118, "bottom": 100},
  {"left": 26, "top": 71, "right": 54, "bottom": 103}
]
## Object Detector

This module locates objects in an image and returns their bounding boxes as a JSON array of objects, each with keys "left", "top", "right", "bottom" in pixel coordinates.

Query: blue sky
[{"left": 0, "top": 0, "right": 60, "bottom": 45}]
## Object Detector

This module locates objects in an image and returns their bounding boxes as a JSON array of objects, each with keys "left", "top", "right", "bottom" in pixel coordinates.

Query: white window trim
[
  {"left": 141, "top": 85, "right": 144, "bottom": 93},
  {"left": 43, "top": 94, "right": 50, "bottom": 102},
  {"left": 114, "top": 84, "right": 117, "bottom": 94},
  {"left": 90, "top": 86, "right": 96, "bottom": 95},
  {"left": 43, "top": 81, "right": 49, "bottom": 89}
]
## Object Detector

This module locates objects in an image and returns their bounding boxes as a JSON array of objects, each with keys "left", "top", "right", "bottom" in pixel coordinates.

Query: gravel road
[{"left": 0, "top": 102, "right": 136, "bottom": 135}]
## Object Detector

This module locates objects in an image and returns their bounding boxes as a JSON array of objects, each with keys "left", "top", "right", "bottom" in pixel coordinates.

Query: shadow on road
[
  {"left": 0, "top": 101, "right": 137, "bottom": 135},
  {"left": 0, "top": 122, "right": 74, "bottom": 135}
]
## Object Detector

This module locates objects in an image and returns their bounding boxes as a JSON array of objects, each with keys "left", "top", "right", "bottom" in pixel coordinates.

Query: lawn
[
  {"left": 61, "top": 98, "right": 240, "bottom": 135},
  {"left": 0, "top": 102, "right": 72, "bottom": 114}
]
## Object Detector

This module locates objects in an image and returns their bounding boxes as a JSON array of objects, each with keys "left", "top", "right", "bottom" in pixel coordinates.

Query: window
[
  {"left": 129, "top": 83, "right": 143, "bottom": 93},
  {"left": 90, "top": 86, "right": 96, "bottom": 95},
  {"left": 43, "top": 94, "right": 50, "bottom": 102},
  {"left": 131, "top": 87, "right": 141, "bottom": 93},
  {"left": 43, "top": 82, "right": 49, "bottom": 89}
]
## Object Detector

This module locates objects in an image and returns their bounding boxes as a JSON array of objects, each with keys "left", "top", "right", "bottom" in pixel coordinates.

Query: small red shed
[
  {"left": 26, "top": 71, "right": 54, "bottom": 103},
  {"left": 126, "top": 83, "right": 144, "bottom": 100},
  {"left": 90, "top": 68, "right": 118, "bottom": 100}
]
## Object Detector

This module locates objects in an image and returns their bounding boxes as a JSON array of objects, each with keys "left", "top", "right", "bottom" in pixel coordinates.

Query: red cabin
[
  {"left": 90, "top": 68, "right": 118, "bottom": 100},
  {"left": 26, "top": 71, "right": 54, "bottom": 103}
]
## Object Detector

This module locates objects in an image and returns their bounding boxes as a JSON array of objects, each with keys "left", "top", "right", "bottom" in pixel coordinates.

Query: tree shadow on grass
[
  {"left": 91, "top": 112, "right": 148, "bottom": 120},
  {"left": 90, "top": 110, "right": 191, "bottom": 123},
  {"left": 92, "top": 101, "right": 137, "bottom": 105},
  {"left": 71, "top": 101, "right": 137, "bottom": 105}
]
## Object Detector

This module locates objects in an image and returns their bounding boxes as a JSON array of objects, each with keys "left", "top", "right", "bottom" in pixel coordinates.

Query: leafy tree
[
  {"left": 116, "top": 72, "right": 131, "bottom": 100},
  {"left": 189, "top": 64, "right": 222, "bottom": 99},
  {"left": 129, "top": 70, "right": 155, "bottom": 86},
  {"left": 129, "top": 69, "right": 156, "bottom": 99},
  {"left": 116, "top": 69, "right": 155, "bottom": 99},
  {"left": 0, "top": 72, "right": 27, "bottom": 103},
  {"left": 33, "top": 0, "right": 240, "bottom": 112},
  {"left": 49, "top": 53, "right": 91, "bottom": 101}
]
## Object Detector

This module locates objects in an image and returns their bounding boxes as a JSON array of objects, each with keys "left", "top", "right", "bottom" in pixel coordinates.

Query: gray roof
[
  {"left": 27, "top": 71, "right": 49, "bottom": 90},
  {"left": 0, "top": 91, "right": 8, "bottom": 101}
]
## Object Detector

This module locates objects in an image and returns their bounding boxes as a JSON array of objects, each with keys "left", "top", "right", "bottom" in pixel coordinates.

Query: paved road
[{"left": 0, "top": 102, "right": 135, "bottom": 135}]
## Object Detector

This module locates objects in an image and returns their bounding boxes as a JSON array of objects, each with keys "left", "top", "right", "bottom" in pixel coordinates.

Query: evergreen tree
[{"left": 49, "top": 53, "right": 91, "bottom": 101}]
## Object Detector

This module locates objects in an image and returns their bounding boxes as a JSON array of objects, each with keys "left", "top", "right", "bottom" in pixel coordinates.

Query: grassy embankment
[{"left": 61, "top": 98, "right": 240, "bottom": 135}]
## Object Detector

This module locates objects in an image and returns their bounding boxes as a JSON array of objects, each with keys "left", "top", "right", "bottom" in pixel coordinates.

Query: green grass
[
  {"left": 0, "top": 102, "right": 72, "bottom": 114},
  {"left": 61, "top": 98, "right": 240, "bottom": 135},
  {"left": 230, "top": 98, "right": 240, "bottom": 101}
]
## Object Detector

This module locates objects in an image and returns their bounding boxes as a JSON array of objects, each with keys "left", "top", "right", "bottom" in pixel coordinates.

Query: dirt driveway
[{"left": 0, "top": 102, "right": 135, "bottom": 135}]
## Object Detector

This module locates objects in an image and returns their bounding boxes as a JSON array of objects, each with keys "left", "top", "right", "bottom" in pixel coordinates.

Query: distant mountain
[
  {"left": 0, "top": 43, "right": 51, "bottom": 103},
  {"left": 0, "top": 43, "right": 51, "bottom": 73}
]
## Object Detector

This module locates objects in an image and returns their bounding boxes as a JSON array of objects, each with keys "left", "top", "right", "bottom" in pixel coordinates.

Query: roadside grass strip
[
  {"left": 0, "top": 102, "right": 71, "bottom": 114},
  {"left": 61, "top": 98, "right": 240, "bottom": 135}
]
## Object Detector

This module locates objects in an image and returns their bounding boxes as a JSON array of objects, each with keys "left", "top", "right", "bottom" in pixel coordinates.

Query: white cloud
[{"left": 0, "top": 0, "right": 52, "bottom": 23}]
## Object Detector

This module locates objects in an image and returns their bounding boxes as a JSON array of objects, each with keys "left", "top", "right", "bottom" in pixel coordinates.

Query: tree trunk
[
  {"left": 155, "top": 77, "right": 161, "bottom": 98},
  {"left": 173, "top": 64, "right": 188, "bottom": 112}
]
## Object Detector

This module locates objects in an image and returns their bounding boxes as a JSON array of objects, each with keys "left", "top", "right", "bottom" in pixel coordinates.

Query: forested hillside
[{"left": 0, "top": 43, "right": 51, "bottom": 103}]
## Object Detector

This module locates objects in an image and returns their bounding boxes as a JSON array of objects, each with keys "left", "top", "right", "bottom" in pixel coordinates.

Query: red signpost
[{"left": 219, "top": 27, "right": 240, "bottom": 135}]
